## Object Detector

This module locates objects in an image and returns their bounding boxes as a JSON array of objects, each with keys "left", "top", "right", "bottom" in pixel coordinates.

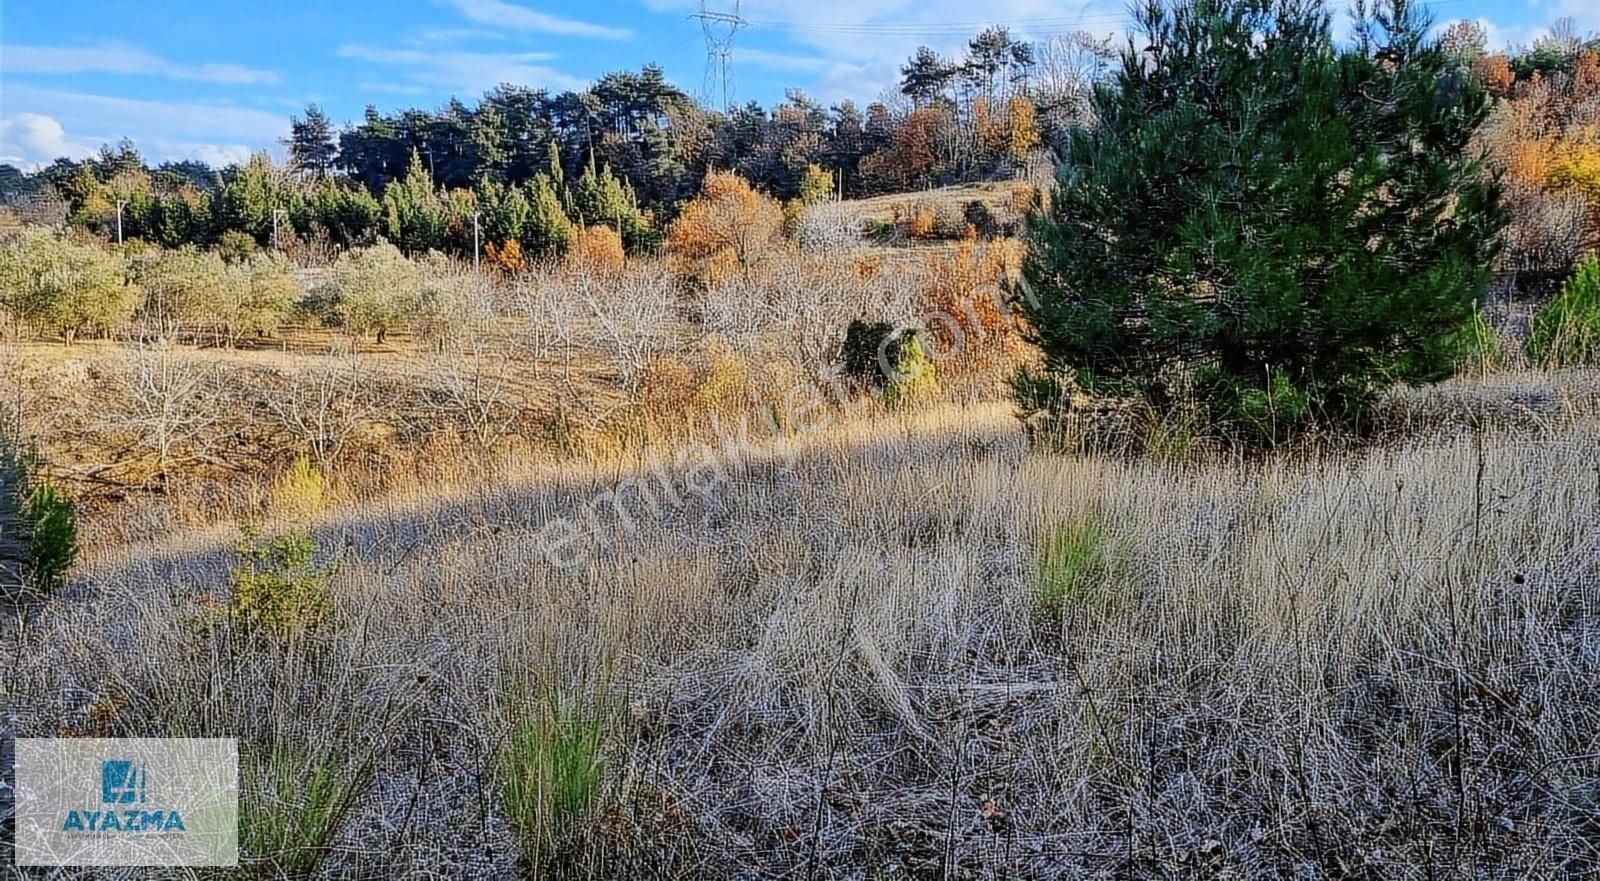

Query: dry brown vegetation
[
  {"left": 4, "top": 200, "right": 1599, "bottom": 878},
  {"left": 4, "top": 374, "right": 1600, "bottom": 876}
]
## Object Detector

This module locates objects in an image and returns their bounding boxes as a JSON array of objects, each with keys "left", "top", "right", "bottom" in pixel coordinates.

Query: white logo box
[{"left": 13, "top": 738, "right": 238, "bottom": 867}]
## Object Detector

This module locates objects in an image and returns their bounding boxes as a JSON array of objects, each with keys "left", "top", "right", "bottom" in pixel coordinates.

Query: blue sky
[{"left": 0, "top": 0, "right": 1591, "bottom": 169}]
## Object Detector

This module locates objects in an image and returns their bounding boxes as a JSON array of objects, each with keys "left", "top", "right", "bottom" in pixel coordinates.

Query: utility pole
[
  {"left": 473, "top": 211, "right": 481, "bottom": 271},
  {"left": 271, "top": 209, "right": 287, "bottom": 250},
  {"left": 116, "top": 200, "right": 125, "bottom": 244}
]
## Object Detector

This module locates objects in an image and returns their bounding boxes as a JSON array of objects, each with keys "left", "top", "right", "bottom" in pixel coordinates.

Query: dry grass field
[{"left": 4, "top": 361, "right": 1600, "bottom": 877}]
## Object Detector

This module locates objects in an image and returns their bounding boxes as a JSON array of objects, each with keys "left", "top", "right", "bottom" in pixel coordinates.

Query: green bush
[
  {"left": 1017, "top": 0, "right": 1506, "bottom": 446},
  {"left": 229, "top": 528, "right": 334, "bottom": 638},
  {"left": 839, "top": 320, "right": 936, "bottom": 404},
  {"left": 1527, "top": 257, "right": 1600, "bottom": 368},
  {"left": 216, "top": 229, "right": 260, "bottom": 264},
  {"left": 1, "top": 420, "right": 78, "bottom": 604}
]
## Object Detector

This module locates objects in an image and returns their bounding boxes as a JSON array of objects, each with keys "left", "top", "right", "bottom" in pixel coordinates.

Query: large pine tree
[{"left": 1019, "top": 0, "right": 1506, "bottom": 443}]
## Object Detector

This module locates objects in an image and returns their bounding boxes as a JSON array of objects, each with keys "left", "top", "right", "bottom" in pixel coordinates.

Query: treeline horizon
[
  {"left": 0, "top": 25, "right": 1097, "bottom": 256},
  {"left": 1, "top": 10, "right": 1596, "bottom": 267}
]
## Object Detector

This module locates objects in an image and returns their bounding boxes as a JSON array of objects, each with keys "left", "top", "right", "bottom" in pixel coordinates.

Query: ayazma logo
[{"left": 60, "top": 759, "right": 186, "bottom": 833}]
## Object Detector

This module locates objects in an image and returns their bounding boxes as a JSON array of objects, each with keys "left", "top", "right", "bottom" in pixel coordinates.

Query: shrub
[
  {"left": 839, "top": 320, "right": 938, "bottom": 405},
  {"left": 0, "top": 227, "right": 140, "bottom": 343},
  {"left": 498, "top": 691, "right": 606, "bottom": 871},
  {"left": 1018, "top": 0, "right": 1506, "bottom": 446},
  {"left": 1527, "top": 257, "right": 1600, "bottom": 367},
  {"left": 485, "top": 238, "right": 527, "bottom": 275},
  {"left": 902, "top": 203, "right": 937, "bottom": 239},
  {"left": 0, "top": 420, "right": 78, "bottom": 604},
  {"left": 797, "top": 164, "right": 836, "bottom": 205},
  {"left": 668, "top": 171, "right": 784, "bottom": 282},
  {"left": 792, "top": 201, "right": 864, "bottom": 254},
  {"left": 269, "top": 455, "right": 327, "bottom": 521},
  {"left": 963, "top": 200, "right": 1001, "bottom": 238},
  {"left": 882, "top": 333, "right": 938, "bottom": 409},
  {"left": 568, "top": 225, "right": 626, "bottom": 275},
  {"left": 839, "top": 319, "right": 900, "bottom": 388},
  {"left": 1008, "top": 183, "right": 1039, "bottom": 215},
  {"left": 217, "top": 229, "right": 259, "bottom": 264},
  {"left": 229, "top": 528, "right": 334, "bottom": 638},
  {"left": 322, "top": 241, "right": 422, "bottom": 343},
  {"left": 920, "top": 241, "right": 1024, "bottom": 379}
]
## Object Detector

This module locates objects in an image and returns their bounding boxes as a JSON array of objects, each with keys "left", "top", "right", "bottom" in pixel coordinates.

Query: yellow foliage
[
  {"left": 1009, "top": 183, "right": 1039, "bottom": 216},
  {"left": 697, "top": 338, "right": 752, "bottom": 417},
  {"left": 1506, "top": 139, "right": 1556, "bottom": 189},
  {"left": 269, "top": 455, "right": 327, "bottom": 521},
  {"left": 903, "top": 204, "right": 938, "bottom": 240},
  {"left": 1006, "top": 96, "right": 1041, "bottom": 163},
  {"left": 920, "top": 240, "right": 1026, "bottom": 378},
  {"left": 1548, "top": 144, "right": 1600, "bottom": 199}
]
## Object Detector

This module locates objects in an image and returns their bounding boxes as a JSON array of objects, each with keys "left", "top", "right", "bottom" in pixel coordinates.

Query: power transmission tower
[{"left": 693, "top": 0, "right": 744, "bottom": 111}]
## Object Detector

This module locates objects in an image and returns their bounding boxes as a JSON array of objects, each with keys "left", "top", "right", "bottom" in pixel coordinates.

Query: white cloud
[
  {"left": 0, "top": 113, "right": 98, "bottom": 168},
  {"left": 170, "top": 142, "right": 256, "bottom": 167},
  {"left": 1, "top": 86, "right": 287, "bottom": 168},
  {"left": 1, "top": 42, "right": 279, "bottom": 84},
  {"left": 440, "top": 0, "right": 632, "bottom": 40},
  {"left": 338, "top": 43, "right": 587, "bottom": 94}
]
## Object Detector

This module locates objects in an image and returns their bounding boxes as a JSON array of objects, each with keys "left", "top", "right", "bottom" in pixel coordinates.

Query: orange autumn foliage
[
  {"left": 484, "top": 238, "right": 526, "bottom": 275},
  {"left": 1472, "top": 54, "right": 1515, "bottom": 98},
  {"left": 919, "top": 239, "right": 1026, "bottom": 377},
  {"left": 568, "top": 225, "right": 625, "bottom": 274},
  {"left": 667, "top": 171, "right": 784, "bottom": 283}
]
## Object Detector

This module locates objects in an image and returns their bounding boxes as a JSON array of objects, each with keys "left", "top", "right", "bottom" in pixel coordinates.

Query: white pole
[
  {"left": 116, "top": 200, "right": 125, "bottom": 244},
  {"left": 473, "top": 211, "right": 481, "bottom": 271}
]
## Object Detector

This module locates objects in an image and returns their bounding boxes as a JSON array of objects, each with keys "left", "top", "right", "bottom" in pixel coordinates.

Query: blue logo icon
[{"left": 100, "top": 760, "right": 147, "bottom": 805}]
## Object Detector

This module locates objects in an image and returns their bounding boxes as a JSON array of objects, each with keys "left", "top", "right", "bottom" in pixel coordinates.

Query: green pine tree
[
  {"left": 381, "top": 150, "right": 446, "bottom": 253},
  {"left": 1017, "top": 0, "right": 1505, "bottom": 445}
]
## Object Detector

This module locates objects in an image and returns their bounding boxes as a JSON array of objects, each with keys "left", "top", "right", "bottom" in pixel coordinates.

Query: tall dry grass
[{"left": 4, "top": 383, "right": 1598, "bottom": 877}]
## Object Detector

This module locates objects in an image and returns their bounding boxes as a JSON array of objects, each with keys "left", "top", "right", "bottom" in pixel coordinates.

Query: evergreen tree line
[{"left": 0, "top": 28, "right": 1088, "bottom": 256}]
